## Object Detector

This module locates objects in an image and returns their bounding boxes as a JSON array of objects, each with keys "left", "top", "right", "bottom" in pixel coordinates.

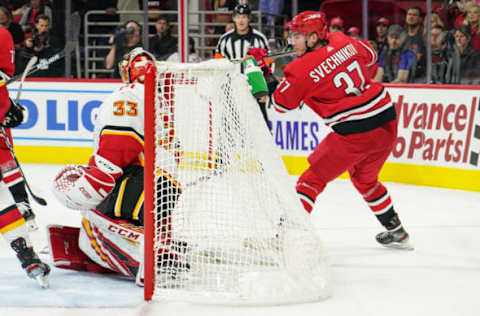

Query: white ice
[{"left": 0, "top": 163, "right": 479, "bottom": 316}]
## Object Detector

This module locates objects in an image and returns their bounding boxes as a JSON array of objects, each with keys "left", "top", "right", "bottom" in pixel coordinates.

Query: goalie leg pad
[
  {"left": 79, "top": 209, "right": 144, "bottom": 278},
  {"left": 47, "top": 224, "right": 112, "bottom": 273},
  {"left": 48, "top": 225, "right": 91, "bottom": 271}
]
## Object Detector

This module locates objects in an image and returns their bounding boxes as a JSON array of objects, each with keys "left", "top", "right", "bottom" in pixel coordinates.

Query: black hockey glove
[{"left": 1, "top": 98, "right": 24, "bottom": 128}]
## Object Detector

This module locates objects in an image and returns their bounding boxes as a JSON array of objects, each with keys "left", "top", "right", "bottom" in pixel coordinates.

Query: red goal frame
[{"left": 143, "top": 63, "right": 156, "bottom": 301}]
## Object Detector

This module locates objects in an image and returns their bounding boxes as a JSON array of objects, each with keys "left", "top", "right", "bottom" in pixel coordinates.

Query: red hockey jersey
[
  {"left": 0, "top": 27, "right": 14, "bottom": 122},
  {"left": 272, "top": 32, "right": 395, "bottom": 135}
]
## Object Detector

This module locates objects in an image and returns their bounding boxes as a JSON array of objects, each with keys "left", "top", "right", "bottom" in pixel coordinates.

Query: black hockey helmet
[{"left": 233, "top": 4, "right": 251, "bottom": 16}]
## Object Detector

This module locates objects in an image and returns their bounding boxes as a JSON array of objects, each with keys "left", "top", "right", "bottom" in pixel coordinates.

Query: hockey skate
[
  {"left": 17, "top": 202, "right": 39, "bottom": 232},
  {"left": 375, "top": 214, "right": 413, "bottom": 250},
  {"left": 11, "top": 237, "right": 51, "bottom": 288},
  {"left": 376, "top": 226, "right": 413, "bottom": 250}
]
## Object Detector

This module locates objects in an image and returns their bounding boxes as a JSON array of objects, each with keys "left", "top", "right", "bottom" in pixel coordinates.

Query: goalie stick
[{"left": 0, "top": 56, "right": 47, "bottom": 206}]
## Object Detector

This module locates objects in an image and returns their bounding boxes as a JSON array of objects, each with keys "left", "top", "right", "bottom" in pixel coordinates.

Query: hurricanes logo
[{"left": 468, "top": 98, "right": 480, "bottom": 167}]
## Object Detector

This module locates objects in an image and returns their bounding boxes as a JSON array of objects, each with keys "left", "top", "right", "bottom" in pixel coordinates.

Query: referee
[
  {"left": 215, "top": 4, "right": 270, "bottom": 61},
  {"left": 215, "top": 4, "right": 273, "bottom": 127}
]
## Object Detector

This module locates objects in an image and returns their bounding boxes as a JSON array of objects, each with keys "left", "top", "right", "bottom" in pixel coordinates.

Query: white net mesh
[{"left": 150, "top": 59, "right": 330, "bottom": 305}]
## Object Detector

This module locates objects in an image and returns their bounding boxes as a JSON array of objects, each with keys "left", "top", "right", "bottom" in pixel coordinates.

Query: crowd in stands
[
  {"left": 0, "top": 0, "right": 478, "bottom": 84},
  {"left": 369, "top": 2, "right": 480, "bottom": 84}
]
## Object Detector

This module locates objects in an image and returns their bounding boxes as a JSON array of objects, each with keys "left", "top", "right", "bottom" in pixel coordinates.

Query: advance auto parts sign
[{"left": 387, "top": 86, "right": 480, "bottom": 170}]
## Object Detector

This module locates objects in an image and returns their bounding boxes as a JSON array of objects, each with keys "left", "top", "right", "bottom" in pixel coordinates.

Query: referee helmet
[{"left": 233, "top": 4, "right": 251, "bottom": 16}]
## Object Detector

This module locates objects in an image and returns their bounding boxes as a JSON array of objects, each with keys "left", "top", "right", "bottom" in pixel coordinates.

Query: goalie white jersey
[
  {"left": 92, "top": 83, "right": 145, "bottom": 161},
  {"left": 92, "top": 82, "right": 177, "bottom": 177}
]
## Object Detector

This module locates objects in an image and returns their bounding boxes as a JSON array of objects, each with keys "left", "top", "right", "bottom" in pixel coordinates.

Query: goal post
[
  {"left": 144, "top": 61, "right": 156, "bottom": 301},
  {"left": 143, "top": 59, "right": 330, "bottom": 304}
]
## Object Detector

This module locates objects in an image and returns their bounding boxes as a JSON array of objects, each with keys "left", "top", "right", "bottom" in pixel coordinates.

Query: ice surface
[{"left": 0, "top": 164, "right": 479, "bottom": 316}]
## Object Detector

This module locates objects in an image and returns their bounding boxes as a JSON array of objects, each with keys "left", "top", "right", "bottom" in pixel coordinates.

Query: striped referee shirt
[{"left": 215, "top": 26, "right": 270, "bottom": 61}]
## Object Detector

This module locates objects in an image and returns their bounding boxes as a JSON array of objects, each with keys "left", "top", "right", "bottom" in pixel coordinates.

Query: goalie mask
[{"left": 119, "top": 47, "right": 156, "bottom": 84}]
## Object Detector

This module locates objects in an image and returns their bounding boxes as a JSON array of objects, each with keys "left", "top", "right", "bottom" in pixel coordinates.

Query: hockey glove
[
  {"left": 52, "top": 165, "right": 115, "bottom": 210},
  {"left": 1, "top": 99, "right": 24, "bottom": 128},
  {"left": 247, "top": 47, "right": 272, "bottom": 77}
]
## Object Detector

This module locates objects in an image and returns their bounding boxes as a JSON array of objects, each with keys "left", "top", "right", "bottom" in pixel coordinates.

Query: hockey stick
[
  {"left": 2, "top": 51, "right": 66, "bottom": 87},
  {"left": 0, "top": 55, "right": 47, "bottom": 206},
  {"left": 266, "top": 49, "right": 296, "bottom": 60},
  {"left": 230, "top": 49, "right": 296, "bottom": 63},
  {"left": 15, "top": 56, "right": 37, "bottom": 102},
  {"left": 0, "top": 128, "right": 47, "bottom": 205}
]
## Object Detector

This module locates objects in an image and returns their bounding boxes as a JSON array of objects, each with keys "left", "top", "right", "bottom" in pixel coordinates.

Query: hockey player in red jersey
[
  {"left": 0, "top": 26, "right": 50, "bottom": 287},
  {"left": 272, "top": 11, "right": 412, "bottom": 250},
  {"left": 51, "top": 48, "right": 188, "bottom": 283}
]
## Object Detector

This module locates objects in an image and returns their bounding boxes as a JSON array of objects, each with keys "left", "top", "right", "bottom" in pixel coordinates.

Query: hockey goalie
[{"left": 51, "top": 48, "right": 188, "bottom": 284}]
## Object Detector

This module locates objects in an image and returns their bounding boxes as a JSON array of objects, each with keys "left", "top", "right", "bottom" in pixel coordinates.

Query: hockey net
[{"left": 144, "top": 59, "right": 330, "bottom": 305}]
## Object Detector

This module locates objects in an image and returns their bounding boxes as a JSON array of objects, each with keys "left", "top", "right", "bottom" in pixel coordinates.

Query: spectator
[
  {"left": 347, "top": 26, "right": 360, "bottom": 39},
  {"left": 424, "top": 11, "right": 445, "bottom": 30},
  {"left": 374, "top": 17, "right": 390, "bottom": 54},
  {"left": 404, "top": 5, "right": 425, "bottom": 79},
  {"left": 405, "top": 6, "right": 425, "bottom": 65},
  {"left": 0, "top": 6, "right": 24, "bottom": 48},
  {"left": 17, "top": 14, "right": 62, "bottom": 77},
  {"left": 117, "top": 0, "right": 139, "bottom": 24},
  {"left": 259, "top": 0, "right": 284, "bottom": 31},
  {"left": 445, "top": 25, "right": 480, "bottom": 84},
  {"left": 429, "top": 24, "right": 449, "bottom": 83},
  {"left": 82, "top": 1, "right": 119, "bottom": 45},
  {"left": 259, "top": 0, "right": 283, "bottom": 18},
  {"left": 167, "top": 37, "right": 202, "bottom": 63},
  {"left": 138, "top": 0, "right": 174, "bottom": 35},
  {"left": 11, "top": 1, "right": 29, "bottom": 18},
  {"left": 213, "top": 0, "right": 236, "bottom": 35},
  {"left": 105, "top": 20, "right": 142, "bottom": 78},
  {"left": 149, "top": 15, "right": 177, "bottom": 61},
  {"left": 448, "top": 0, "right": 475, "bottom": 28},
  {"left": 138, "top": 0, "right": 169, "bottom": 21},
  {"left": 329, "top": 16, "right": 344, "bottom": 33},
  {"left": 276, "top": 21, "right": 292, "bottom": 51},
  {"left": 18, "top": 0, "right": 52, "bottom": 34},
  {"left": 6, "top": 1, "right": 28, "bottom": 14},
  {"left": 215, "top": 3, "right": 269, "bottom": 61},
  {"left": 465, "top": 4, "right": 480, "bottom": 51},
  {"left": 373, "top": 24, "right": 416, "bottom": 83}
]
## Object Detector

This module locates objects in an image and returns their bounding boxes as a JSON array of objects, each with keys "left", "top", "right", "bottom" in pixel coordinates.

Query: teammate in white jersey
[{"left": 50, "top": 48, "right": 187, "bottom": 283}]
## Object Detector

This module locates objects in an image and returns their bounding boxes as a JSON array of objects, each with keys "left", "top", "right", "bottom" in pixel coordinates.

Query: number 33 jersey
[
  {"left": 92, "top": 83, "right": 146, "bottom": 169},
  {"left": 92, "top": 83, "right": 178, "bottom": 177},
  {"left": 272, "top": 31, "right": 396, "bottom": 136}
]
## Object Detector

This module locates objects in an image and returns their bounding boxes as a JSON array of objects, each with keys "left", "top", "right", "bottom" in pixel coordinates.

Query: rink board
[{"left": 8, "top": 80, "right": 480, "bottom": 192}]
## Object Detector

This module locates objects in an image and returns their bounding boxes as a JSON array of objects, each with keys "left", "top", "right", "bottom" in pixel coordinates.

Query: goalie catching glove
[
  {"left": 52, "top": 165, "right": 116, "bottom": 210},
  {"left": 1, "top": 99, "right": 24, "bottom": 128}
]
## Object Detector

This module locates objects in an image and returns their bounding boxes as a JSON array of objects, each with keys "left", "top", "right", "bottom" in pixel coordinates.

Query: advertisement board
[
  {"left": 8, "top": 80, "right": 122, "bottom": 164},
  {"left": 268, "top": 84, "right": 480, "bottom": 191}
]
